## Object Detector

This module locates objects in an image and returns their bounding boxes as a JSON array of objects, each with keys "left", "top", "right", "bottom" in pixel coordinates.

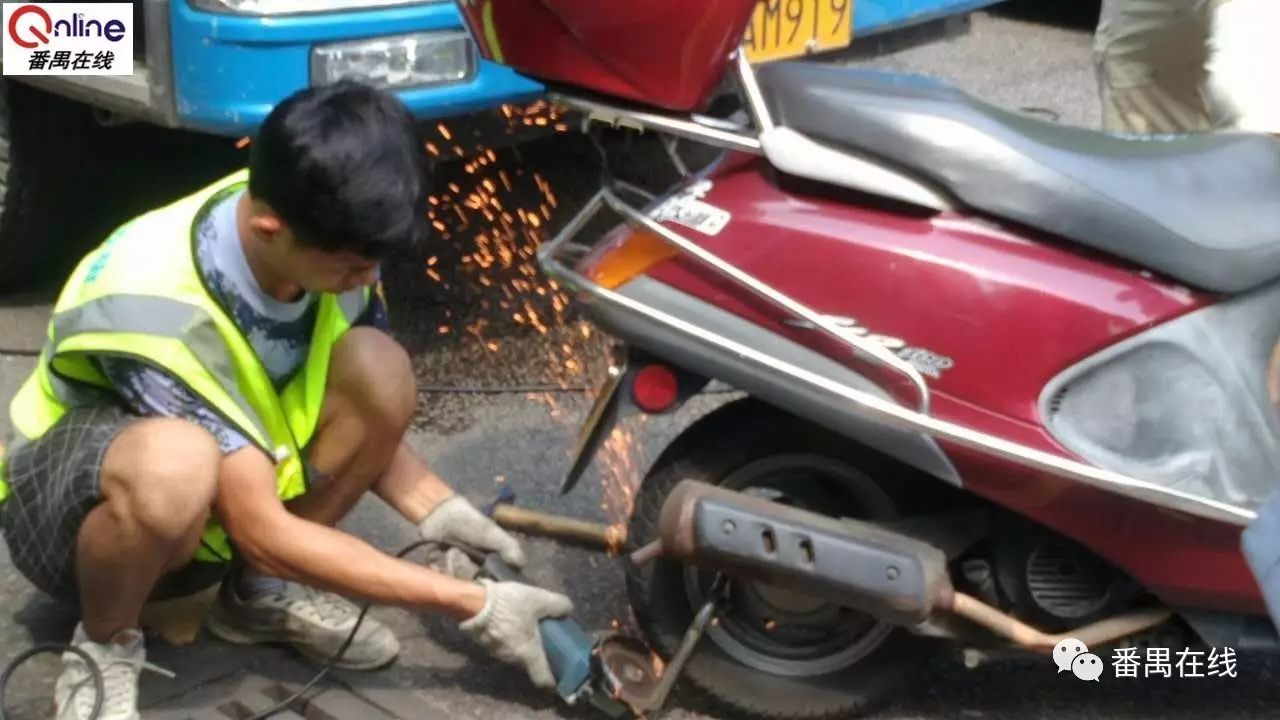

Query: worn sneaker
[
  {"left": 203, "top": 576, "right": 400, "bottom": 670},
  {"left": 55, "top": 624, "right": 175, "bottom": 720}
]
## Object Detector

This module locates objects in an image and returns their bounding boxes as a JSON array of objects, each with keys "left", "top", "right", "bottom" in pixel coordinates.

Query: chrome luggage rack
[
  {"left": 536, "top": 51, "right": 1256, "bottom": 527},
  {"left": 549, "top": 54, "right": 771, "bottom": 157}
]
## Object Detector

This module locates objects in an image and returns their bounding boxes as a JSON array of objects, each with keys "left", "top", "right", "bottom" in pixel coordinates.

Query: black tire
[
  {"left": 625, "top": 399, "right": 942, "bottom": 720},
  {"left": 0, "top": 80, "right": 105, "bottom": 294}
]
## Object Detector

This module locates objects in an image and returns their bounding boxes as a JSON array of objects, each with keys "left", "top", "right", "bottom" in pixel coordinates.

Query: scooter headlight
[{"left": 1045, "top": 343, "right": 1274, "bottom": 507}]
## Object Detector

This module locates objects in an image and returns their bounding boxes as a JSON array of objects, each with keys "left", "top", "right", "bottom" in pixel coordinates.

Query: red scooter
[{"left": 459, "top": 2, "right": 1280, "bottom": 718}]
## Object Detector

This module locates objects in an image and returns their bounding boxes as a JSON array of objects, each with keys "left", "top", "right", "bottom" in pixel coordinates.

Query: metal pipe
[
  {"left": 645, "top": 598, "right": 715, "bottom": 710},
  {"left": 629, "top": 540, "right": 664, "bottom": 567},
  {"left": 491, "top": 504, "right": 627, "bottom": 553},
  {"left": 948, "top": 592, "right": 1173, "bottom": 652},
  {"left": 640, "top": 576, "right": 728, "bottom": 713},
  {"left": 735, "top": 49, "right": 775, "bottom": 132}
]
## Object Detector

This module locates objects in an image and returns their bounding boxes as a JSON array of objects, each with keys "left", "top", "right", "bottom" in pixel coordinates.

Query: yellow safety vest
[{"left": 0, "top": 169, "right": 370, "bottom": 563}]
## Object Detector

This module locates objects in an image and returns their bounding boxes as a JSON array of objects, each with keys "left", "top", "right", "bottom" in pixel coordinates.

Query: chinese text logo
[
  {"left": 1112, "top": 646, "right": 1237, "bottom": 679},
  {"left": 2, "top": 3, "right": 133, "bottom": 76}
]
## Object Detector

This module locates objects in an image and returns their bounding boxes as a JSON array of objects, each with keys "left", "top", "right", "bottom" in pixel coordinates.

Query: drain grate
[{"left": 147, "top": 676, "right": 396, "bottom": 720}]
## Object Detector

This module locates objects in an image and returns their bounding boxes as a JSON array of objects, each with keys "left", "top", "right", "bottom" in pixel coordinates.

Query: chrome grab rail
[
  {"left": 594, "top": 188, "right": 931, "bottom": 413},
  {"left": 537, "top": 188, "right": 1256, "bottom": 527},
  {"left": 735, "top": 50, "right": 775, "bottom": 133}
]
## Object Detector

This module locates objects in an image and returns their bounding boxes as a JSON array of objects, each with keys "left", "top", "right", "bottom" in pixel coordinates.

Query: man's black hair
[{"left": 248, "top": 81, "right": 429, "bottom": 260}]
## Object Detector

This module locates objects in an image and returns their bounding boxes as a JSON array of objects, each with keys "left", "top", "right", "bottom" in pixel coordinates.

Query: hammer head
[{"left": 483, "top": 485, "right": 517, "bottom": 517}]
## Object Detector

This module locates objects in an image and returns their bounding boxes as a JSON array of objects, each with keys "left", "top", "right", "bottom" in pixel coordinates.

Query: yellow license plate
[{"left": 744, "top": 0, "right": 854, "bottom": 63}]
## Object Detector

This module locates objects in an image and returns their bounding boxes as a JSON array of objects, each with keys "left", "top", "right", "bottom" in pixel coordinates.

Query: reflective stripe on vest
[{"left": 48, "top": 294, "right": 273, "bottom": 445}]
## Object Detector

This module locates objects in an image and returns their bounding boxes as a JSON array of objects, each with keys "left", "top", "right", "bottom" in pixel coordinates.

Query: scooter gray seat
[{"left": 756, "top": 60, "right": 1280, "bottom": 294}]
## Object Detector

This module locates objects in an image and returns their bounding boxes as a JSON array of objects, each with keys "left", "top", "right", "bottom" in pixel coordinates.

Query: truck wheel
[
  {"left": 0, "top": 81, "right": 101, "bottom": 293},
  {"left": 625, "top": 400, "right": 940, "bottom": 720}
]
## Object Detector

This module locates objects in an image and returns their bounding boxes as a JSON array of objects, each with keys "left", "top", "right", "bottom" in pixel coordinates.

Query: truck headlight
[
  {"left": 192, "top": 0, "right": 424, "bottom": 15},
  {"left": 311, "top": 31, "right": 474, "bottom": 90},
  {"left": 1045, "top": 343, "right": 1274, "bottom": 508}
]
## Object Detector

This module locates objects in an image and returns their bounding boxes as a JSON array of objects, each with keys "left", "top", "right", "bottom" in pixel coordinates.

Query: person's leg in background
[
  {"left": 1094, "top": 0, "right": 1214, "bottom": 134},
  {"left": 1243, "top": 491, "right": 1280, "bottom": 632},
  {"left": 1204, "top": 0, "right": 1280, "bottom": 134}
]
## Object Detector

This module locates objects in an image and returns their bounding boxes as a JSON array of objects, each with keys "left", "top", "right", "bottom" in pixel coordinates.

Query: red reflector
[{"left": 631, "top": 364, "right": 680, "bottom": 414}]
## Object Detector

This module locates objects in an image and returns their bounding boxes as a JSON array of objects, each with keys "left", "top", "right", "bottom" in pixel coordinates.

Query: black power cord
[
  {"left": 0, "top": 644, "right": 104, "bottom": 720},
  {"left": 244, "top": 539, "right": 435, "bottom": 720},
  {"left": 0, "top": 539, "right": 437, "bottom": 720}
]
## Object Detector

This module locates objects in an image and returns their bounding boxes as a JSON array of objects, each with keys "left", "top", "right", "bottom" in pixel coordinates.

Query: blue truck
[{"left": 0, "top": 0, "right": 1002, "bottom": 293}]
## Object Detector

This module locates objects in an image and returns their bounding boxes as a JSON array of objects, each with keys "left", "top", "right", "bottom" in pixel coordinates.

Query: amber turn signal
[{"left": 587, "top": 229, "right": 680, "bottom": 290}]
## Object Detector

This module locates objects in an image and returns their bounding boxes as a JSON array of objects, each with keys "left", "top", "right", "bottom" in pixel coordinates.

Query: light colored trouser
[{"left": 1094, "top": 0, "right": 1280, "bottom": 134}]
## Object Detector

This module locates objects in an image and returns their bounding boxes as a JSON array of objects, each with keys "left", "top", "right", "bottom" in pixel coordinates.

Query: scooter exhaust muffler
[
  {"left": 632, "top": 480, "right": 1173, "bottom": 648},
  {"left": 641, "top": 480, "right": 953, "bottom": 625}
]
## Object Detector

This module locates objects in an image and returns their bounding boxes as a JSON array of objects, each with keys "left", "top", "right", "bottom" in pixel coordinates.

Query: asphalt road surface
[{"left": 3, "top": 6, "right": 1279, "bottom": 720}]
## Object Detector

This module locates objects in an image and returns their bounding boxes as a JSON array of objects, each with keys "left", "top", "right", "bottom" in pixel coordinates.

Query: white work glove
[
  {"left": 418, "top": 495, "right": 526, "bottom": 579},
  {"left": 459, "top": 579, "right": 575, "bottom": 689},
  {"left": 422, "top": 546, "right": 483, "bottom": 582}
]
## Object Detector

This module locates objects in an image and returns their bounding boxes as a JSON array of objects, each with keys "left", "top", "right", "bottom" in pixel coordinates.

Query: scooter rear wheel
[{"left": 625, "top": 399, "right": 939, "bottom": 719}]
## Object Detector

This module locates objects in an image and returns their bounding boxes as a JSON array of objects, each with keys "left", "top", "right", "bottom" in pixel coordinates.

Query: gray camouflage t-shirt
[{"left": 96, "top": 189, "right": 388, "bottom": 454}]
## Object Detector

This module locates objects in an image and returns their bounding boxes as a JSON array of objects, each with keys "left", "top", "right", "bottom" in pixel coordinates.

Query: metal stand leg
[{"left": 641, "top": 576, "right": 728, "bottom": 716}]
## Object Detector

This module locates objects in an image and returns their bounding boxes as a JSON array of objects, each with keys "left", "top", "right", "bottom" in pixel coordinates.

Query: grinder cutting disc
[{"left": 597, "top": 635, "right": 662, "bottom": 714}]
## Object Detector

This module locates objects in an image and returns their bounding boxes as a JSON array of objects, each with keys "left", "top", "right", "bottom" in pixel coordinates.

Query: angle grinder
[{"left": 477, "top": 553, "right": 663, "bottom": 718}]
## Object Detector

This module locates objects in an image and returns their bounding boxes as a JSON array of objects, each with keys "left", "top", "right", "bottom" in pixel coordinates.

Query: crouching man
[{"left": 0, "top": 82, "right": 571, "bottom": 720}]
